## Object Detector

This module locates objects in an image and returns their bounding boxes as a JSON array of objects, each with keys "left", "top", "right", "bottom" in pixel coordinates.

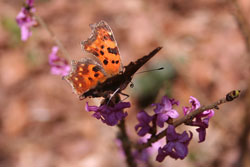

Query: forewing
[{"left": 81, "top": 20, "right": 123, "bottom": 76}]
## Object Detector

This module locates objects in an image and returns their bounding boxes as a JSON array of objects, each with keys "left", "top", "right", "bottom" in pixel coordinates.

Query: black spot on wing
[
  {"left": 94, "top": 73, "right": 99, "bottom": 77},
  {"left": 100, "top": 50, "right": 104, "bottom": 55},
  {"left": 107, "top": 47, "right": 118, "bottom": 55},
  {"left": 103, "top": 59, "right": 108, "bottom": 65},
  {"left": 92, "top": 66, "right": 100, "bottom": 72}
]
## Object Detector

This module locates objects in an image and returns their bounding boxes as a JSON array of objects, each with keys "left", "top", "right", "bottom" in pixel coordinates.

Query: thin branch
[
  {"left": 227, "top": 2, "right": 250, "bottom": 165},
  {"left": 34, "top": 14, "right": 71, "bottom": 62},
  {"left": 136, "top": 90, "right": 241, "bottom": 150},
  {"left": 229, "top": 0, "right": 250, "bottom": 53},
  {"left": 233, "top": 89, "right": 250, "bottom": 167},
  {"left": 117, "top": 119, "right": 137, "bottom": 167}
]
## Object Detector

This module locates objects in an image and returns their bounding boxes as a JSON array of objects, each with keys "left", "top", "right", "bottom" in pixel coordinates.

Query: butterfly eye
[{"left": 130, "top": 82, "right": 134, "bottom": 88}]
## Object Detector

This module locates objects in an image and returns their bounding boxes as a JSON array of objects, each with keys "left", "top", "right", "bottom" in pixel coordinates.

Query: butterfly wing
[
  {"left": 81, "top": 47, "right": 162, "bottom": 98},
  {"left": 63, "top": 58, "right": 107, "bottom": 96},
  {"left": 81, "top": 20, "right": 123, "bottom": 76}
]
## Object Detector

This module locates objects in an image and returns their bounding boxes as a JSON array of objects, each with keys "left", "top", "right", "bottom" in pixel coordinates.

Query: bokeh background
[{"left": 0, "top": 0, "right": 249, "bottom": 167}]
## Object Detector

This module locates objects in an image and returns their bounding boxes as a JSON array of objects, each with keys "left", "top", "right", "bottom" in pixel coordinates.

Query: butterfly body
[
  {"left": 63, "top": 20, "right": 162, "bottom": 99},
  {"left": 81, "top": 47, "right": 162, "bottom": 99}
]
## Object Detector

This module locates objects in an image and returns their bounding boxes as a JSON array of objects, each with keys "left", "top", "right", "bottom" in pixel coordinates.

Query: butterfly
[{"left": 63, "top": 20, "right": 162, "bottom": 100}]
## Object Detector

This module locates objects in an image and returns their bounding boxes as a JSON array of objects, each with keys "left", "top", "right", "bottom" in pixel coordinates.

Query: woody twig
[{"left": 34, "top": 14, "right": 71, "bottom": 61}]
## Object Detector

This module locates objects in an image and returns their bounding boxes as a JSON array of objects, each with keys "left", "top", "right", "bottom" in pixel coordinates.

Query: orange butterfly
[{"left": 63, "top": 20, "right": 162, "bottom": 99}]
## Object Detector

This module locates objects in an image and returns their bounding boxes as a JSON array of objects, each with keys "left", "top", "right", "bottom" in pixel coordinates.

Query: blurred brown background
[{"left": 0, "top": 0, "right": 249, "bottom": 167}]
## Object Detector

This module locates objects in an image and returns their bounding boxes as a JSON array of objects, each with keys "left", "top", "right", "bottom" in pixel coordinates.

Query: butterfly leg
[{"left": 120, "top": 92, "right": 130, "bottom": 101}]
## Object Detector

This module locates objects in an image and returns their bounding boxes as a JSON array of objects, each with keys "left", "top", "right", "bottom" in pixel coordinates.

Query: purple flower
[
  {"left": 48, "top": 46, "right": 70, "bottom": 76},
  {"left": 133, "top": 148, "right": 150, "bottom": 166},
  {"left": 183, "top": 96, "right": 201, "bottom": 115},
  {"left": 183, "top": 96, "right": 214, "bottom": 142},
  {"left": 16, "top": 0, "right": 37, "bottom": 41},
  {"left": 135, "top": 111, "right": 153, "bottom": 136},
  {"left": 152, "top": 96, "right": 179, "bottom": 128},
  {"left": 156, "top": 125, "right": 193, "bottom": 162},
  {"left": 85, "top": 102, "right": 130, "bottom": 126}
]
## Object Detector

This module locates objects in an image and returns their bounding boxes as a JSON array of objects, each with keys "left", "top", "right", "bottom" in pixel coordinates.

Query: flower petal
[
  {"left": 174, "top": 142, "right": 188, "bottom": 159},
  {"left": 156, "top": 147, "right": 167, "bottom": 162},
  {"left": 156, "top": 113, "right": 169, "bottom": 128},
  {"left": 85, "top": 102, "right": 99, "bottom": 112},
  {"left": 196, "top": 127, "right": 206, "bottom": 143},
  {"left": 135, "top": 111, "right": 153, "bottom": 136},
  {"left": 167, "top": 109, "right": 179, "bottom": 119},
  {"left": 166, "top": 125, "right": 178, "bottom": 141},
  {"left": 48, "top": 46, "right": 70, "bottom": 76},
  {"left": 85, "top": 102, "right": 129, "bottom": 126},
  {"left": 189, "top": 96, "right": 201, "bottom": 110}
]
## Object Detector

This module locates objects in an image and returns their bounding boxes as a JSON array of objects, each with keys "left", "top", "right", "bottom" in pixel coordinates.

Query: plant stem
[
  {"left": 34, "top": 14, "right": 71, "bottom": 62},
  {"left": 117, "top": 119, "right": 137, "bottom": 167},
  {"left": 229, "top": 0, "right": 250, "bottom": 53}
]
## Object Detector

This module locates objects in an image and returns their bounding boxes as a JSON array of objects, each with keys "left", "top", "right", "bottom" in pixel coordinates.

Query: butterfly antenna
[
  {"left": 130, "top": 67, "right": 163, "bottom": 89},
  {"left": 135, "top": 67, "right": 164, "bottom": 74}
]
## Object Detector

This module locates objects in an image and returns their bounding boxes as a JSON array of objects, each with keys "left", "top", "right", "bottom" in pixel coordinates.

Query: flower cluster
[
  {"left": 48, "top": 46, "right": 70, "bottom": 76},
  {"left": 16, "top": 0, "right": 37, "bottom": 41},
  {"left": 135, "top": 96, "right": 179, "bottom": 136},
  {"left": 135, "top": 111, "right": 153, "bottom": 136},
  {"left": 134, "top": 95, "right": 215, "bottom": 162},
  {"left": 156, "top": 125, "right": 193, "bottom": 161},
  {"left": 85, "top": 102, "right": 130, "bottom": 126},
  {"left": 183, "top": 96, "right": 214, "bottom": 142},
  {"left": 152, "top": 96, "right": 179, "bottom": 127}
]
